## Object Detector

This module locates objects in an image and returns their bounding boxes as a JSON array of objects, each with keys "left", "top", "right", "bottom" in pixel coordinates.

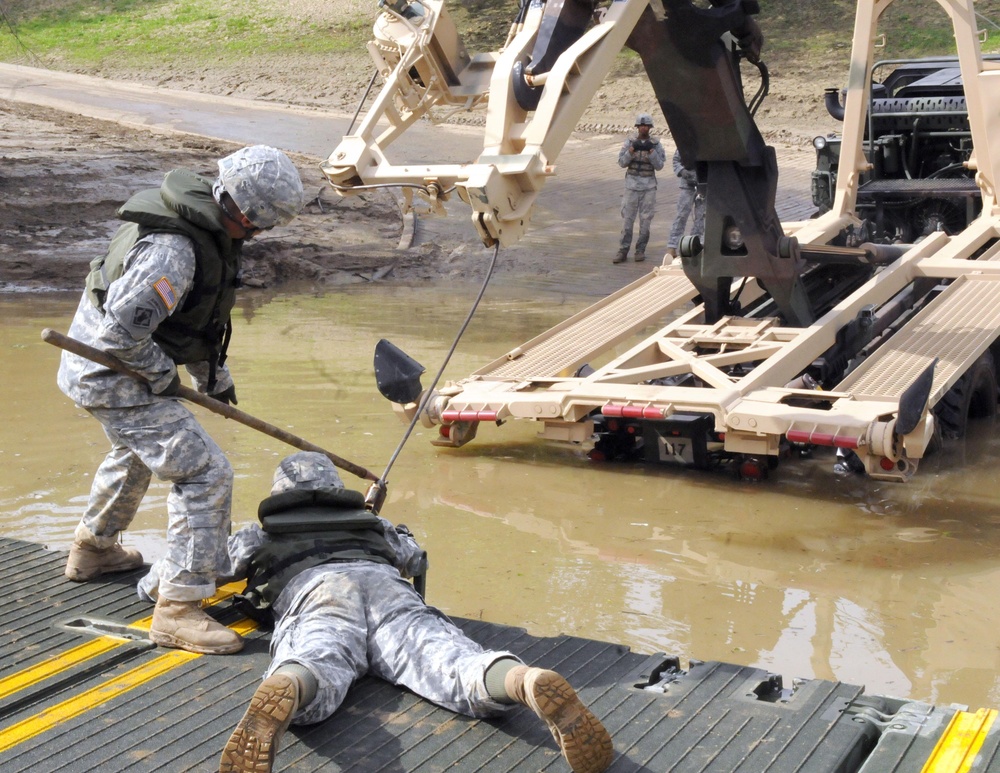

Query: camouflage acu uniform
[
  {"left": 618, "top": 132, "right": 666, "bottom": 255},
  {"left": 139, "top": 452, "right": 518, "bottom": 725},
  {"left": 265, "top": 562, "right": 515, "bottom": 725},
  {"left": 140, "top": 515, "right": 517, "bottom": 725},
  {"left": 58, "top": 232, "right": 236, "bottom": 601},
  {"left": 58, "top": 146, "right": 305, "bottom": 603},
  {"left": 667, "top": 149, "right": 706, "bottom": 251}
]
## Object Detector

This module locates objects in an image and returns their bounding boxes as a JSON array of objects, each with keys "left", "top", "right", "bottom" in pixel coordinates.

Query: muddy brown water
[{"left": 3, "top": 284, "right": 1000, "bottom": 711}]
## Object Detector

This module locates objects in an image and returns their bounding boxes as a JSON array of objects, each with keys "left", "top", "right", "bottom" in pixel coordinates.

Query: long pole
[{"left": 41, "top": 328, "right": 379, "bottom": 482}]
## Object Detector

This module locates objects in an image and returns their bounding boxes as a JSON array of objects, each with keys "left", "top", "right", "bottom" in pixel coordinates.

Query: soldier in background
[
  {"left": 56, "top": 145, "right": 305, "bottom": 656},
  {"left": 614, "top": 112, "right": 666, "bottom": 264},
  {"left": 137, "top": 452, "right": 615, "bottom": 773},
  {"left": 665, "top": 148, "right": 705, "bottom": 261}
]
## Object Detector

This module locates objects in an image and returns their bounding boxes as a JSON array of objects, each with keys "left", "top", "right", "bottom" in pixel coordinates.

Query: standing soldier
[
  {"left": 665, "top": 148, "right": 705, "bottom": 260},
  {"left": 614, "top": 112, "right": 666, "bottom": 264},
  {"left": 56, "top": 145, "right": 305, "bottom": 656}
]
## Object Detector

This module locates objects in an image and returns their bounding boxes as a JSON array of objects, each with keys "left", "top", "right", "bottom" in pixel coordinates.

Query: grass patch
[
  {"left": 3, "top": 0, "right": 1000, "bottom": 74},
  {"left": 0, "top": 0, "right": 370, "bottom": 67}
]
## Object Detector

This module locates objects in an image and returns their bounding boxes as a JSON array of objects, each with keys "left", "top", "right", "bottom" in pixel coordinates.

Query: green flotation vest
[
  {"left": 85, "top": 170, "right": 242, "bottom": 380},
  {"left": 234, "top": 488, "right": 396, "bottom": 626}
]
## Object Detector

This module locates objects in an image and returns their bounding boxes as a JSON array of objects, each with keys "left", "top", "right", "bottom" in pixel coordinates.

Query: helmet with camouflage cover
[
  {"left": 635, "top": 113, "right": 654, "bottom": 127},
  {"left": 214, "top": 145, "right": 306, "bottom": 229},
  {"left": 271, "top": 452, "right": 344, "bottom": 494}
]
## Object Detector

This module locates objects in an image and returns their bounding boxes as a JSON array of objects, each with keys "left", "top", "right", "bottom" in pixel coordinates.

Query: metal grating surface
[
  {"left": 835, "top": 275, "right": 1000, "bottom": 400},
  {"left": 612, "top": 661, "right": 869, "bottom": 773},
  {"left": 860, "top": 177, "right": 978, "bottom": 195},
  {"left": 480, "top": 271, "right": 696, "bottom": 381},
  {"left": 857, "top": 704, "right": 1000, "bottom": 773},
  {"left": 0, "top": 537, "right": 980, "bottom": 773}
]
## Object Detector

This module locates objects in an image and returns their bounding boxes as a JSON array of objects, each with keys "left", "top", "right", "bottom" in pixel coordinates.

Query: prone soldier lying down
[{"left": 138, "top": 452, "right": 615, "bottom": 773}]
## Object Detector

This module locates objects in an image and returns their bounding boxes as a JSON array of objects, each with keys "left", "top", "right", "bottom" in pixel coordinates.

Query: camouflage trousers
[
  {"left": 80, "top": 400, "right": 233, "bottom": 601},
  {"left": 619, "top": 186, "right": 657, "bottom": 254},
  {"left": 266, "top": 562, "right": 518, "bottom": 726},
  {"left": 667, "top": 185, "right": 706, "bottom": 250}
]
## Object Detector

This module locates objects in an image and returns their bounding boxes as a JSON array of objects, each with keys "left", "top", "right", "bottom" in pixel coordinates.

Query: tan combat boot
[
  {"left": 150, "top": 598, "right": 244, "bottom": 655},
  {"left": 65, "top": 541, "right": 143, "bottom": 582},
  {"left": 634, "top": 251, "right": 646, "bottom": 262},
  {"left": 505, "top": 666, "right": 614, "bottom": 773},
  {"left": 219, "top": 673, "right": 300, "bottom": 773},
  {"left": 612, "top": 248, "right": 628, "bottom": 264}
]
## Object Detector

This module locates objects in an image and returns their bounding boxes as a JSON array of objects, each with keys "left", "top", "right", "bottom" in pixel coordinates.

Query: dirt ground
[
  {"left": 0, "top": 1, "right": 838, "bottom": 293},
  {"left": 79, "top": 0, "right": 839, "bottom": 139},
  {"left": 0, "top": 98, "right": 463, "bottom": 291}
]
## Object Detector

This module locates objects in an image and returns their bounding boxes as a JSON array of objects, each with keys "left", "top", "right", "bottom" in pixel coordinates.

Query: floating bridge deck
[
  {"left": 473, "top": 268, "right": 697, "bottom": 382},
  {"left": 836, "top": 272, "right": 1000, "bottom": 402},
  {"left": 1, "top": 536, "right": 999, "bottom": 772}
]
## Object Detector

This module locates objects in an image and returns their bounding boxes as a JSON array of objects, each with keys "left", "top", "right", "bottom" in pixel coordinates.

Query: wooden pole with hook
[{"left": 42, "top": 328, "right": 379, "bottom": 482}]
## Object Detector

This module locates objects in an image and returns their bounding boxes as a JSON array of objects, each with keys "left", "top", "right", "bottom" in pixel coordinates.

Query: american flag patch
[{"left": 152, "top": 276, "right": 177, "bottom": 310}]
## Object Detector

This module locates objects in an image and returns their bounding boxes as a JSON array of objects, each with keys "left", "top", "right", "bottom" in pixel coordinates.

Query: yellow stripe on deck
[
  {"left": 921, "top": 708, "right": 998, "bottom": 773},
  {"left": 0, "top": 581, "right": 255, "bottom": 753},
  {"left": 0, "top": 650, "right": 197, "bottom": 753},
  {"left": 0, "top": 638, "right": 124, "bottom": 701}
]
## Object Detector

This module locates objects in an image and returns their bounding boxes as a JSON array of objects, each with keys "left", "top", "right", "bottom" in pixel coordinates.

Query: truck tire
[{"left": 933, "top": 351, "right": 998, "bottom": 440}]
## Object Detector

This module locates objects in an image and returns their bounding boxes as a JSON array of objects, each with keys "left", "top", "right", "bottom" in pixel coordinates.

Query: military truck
[
  {"left": 324, "top": 0, "right": 1000, "bottom": 482},
  {"left": 812, "top": 57, "right": 982, "bottom": 244}
]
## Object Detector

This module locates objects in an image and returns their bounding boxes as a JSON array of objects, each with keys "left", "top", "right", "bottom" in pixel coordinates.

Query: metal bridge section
[
  {"left": 475, "top": 267, "right": 698, "bottom": 382},
  {"left": 329, "top": 0, "right": 1000, "bottom": 480},
  {"left": 4, "top": 536, "right": 1000, "bottom": 772},
  {"left": 434, "top": 215, "right": 1000, "bottom": 479}
]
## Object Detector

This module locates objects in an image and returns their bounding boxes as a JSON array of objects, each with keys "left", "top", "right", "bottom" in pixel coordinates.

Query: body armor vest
[
  {"left": 85, "top": 170, "right": 241, "bottom": 370},
  {"left": 626, "top": 138, "right": 660, "bottom": 178},
  {"left": 235, "top": 488, "right": 396, "bottom": 625}
]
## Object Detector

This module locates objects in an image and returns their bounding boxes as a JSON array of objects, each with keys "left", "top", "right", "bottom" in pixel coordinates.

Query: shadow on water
[{"left": 3, "top": 284, "right": 1000, "bottom": 711}]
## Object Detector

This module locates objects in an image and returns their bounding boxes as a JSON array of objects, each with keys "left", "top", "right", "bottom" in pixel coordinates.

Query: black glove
[
  {"left": 211, "top": 385, "right": 238, "bottom": 406},
  {"left": 736, "top": 18, "right": 763, "bottom": 64},
  {"left": 157, "top": 374, "right": 181, "bottom": 397},
  {"left": 395, "top": 523, "right": 413, "bottom": 538},
  {"left": 632, "top": 138, "right": 654, "bottom": 153}
]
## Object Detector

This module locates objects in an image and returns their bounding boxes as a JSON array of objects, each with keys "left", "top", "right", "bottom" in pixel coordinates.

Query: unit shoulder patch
[{"left": 131, "top": 306, "right": 154, "bottom": 329}]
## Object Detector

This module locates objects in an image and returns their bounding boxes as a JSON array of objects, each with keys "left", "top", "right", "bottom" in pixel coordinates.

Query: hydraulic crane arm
[
  {"left": 324, "top": 4, "right": 770, "bottom": 243},
  {"left": 323, "top": 0, "right": 996, "bottom": 329},
  {"left": 324, "top": 0, "right": 649, "bottom": 246}
]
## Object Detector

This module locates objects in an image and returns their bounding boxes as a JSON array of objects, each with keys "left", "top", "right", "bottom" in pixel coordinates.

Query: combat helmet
[
  {"left": 214, "top": 145, "right": 306, "bottom": 229},
  {"left": 271, "top": 452, "right": 344, "bottom": 495},
  {"left": 635, "top": 113, "right": 654, "bottom": 127}
]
